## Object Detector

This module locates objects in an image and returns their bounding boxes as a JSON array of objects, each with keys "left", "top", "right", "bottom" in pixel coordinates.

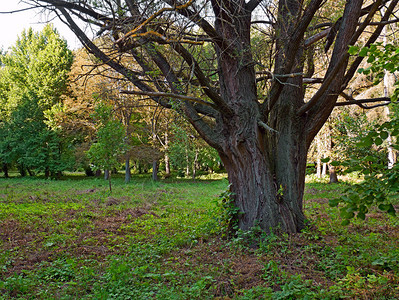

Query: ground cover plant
[{"left": 0, "top": 174, "right": 398, "bottom": 299}]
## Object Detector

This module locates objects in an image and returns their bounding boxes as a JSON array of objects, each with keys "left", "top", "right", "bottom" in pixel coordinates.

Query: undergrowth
[{"left": 0, "top": 174, "right": 398, "bottom": 299}]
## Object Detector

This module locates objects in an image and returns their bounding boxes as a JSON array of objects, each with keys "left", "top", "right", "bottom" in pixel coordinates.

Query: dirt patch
[
  {"left": 309, "top": 198, "right": 329, "bottom": 204},
  {"left": 105, "top": 196, "right": 132, "bottom": 206},
  {"left": 75, "top": 188, "right": 97, "bottom": 195},
  {"left": 305, "top": 187, "right": 322, "bottom": 195},
  {"left": 0, "top": 207, "right": 157, "bottom": 277},
  {"left": 0, "top": 219, "right": 51, "bottom": 276},
  {"left": 163, "top": 237, "right": 265, "bottom": 297}
]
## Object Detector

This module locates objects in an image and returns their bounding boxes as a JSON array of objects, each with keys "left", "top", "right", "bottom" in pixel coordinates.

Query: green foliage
[
  {"left": 212, "top": 186, "right": 240, "bottom": 235},
  {"left": 86, "top": 103, "right": 126, "bottom": 190},
  {"left": 330, "top": 118, "right": 399, "bottom": 224},
  {"left": 169, "top": 122, "right": 221, "bottom": 177},
  {"left": 325, "top": 44, "right": 399, "bottom": 223},
  {"left": 0, "top": 25, "right": 73, "bottom": 177},
  {"left": 351, "top": 43, "right": 399, "bottom": 101},
  {"left": 87, "top": 103, "right": 126, "bottom": 171},
  {"left": 331, "top": 110, "right": 387, "bottom": 171}
]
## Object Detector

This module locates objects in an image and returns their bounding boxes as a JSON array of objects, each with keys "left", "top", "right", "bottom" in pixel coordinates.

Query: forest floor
[{"left": 0, "top": 173, "right": 398, "bottom": 299}]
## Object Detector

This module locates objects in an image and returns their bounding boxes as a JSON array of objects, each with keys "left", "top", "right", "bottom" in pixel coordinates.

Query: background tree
[
  {"left": 0, "top": 24, "right": 73, "bottom": 177},
  {"left": 86, "top": 103, "right": 126, "bottom": 192},
  {"left": 26, "top": 0, "right": 399, "bottom": 233}
]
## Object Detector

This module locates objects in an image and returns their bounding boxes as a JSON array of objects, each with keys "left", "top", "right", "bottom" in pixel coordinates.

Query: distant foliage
[
  {"left": 0, "top": 25, "right": 73, "bottom": 177},
  {"left": 86, "top": 103, "right": 126, "bottom": 173}
]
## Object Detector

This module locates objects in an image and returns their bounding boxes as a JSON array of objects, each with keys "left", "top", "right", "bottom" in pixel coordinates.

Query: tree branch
[
  {"left": 162, "top": 0, "right": 229, "bottom": 52},
  {"left": 342, "top": 0, "right": 399, "bottom": 89},
  {"left": 298, "top": 0, "right": 382, "bottom": 116},
  {"left": 246, "top": 0, "right": 264, "bottom": 12},
  {"left": 57, "top": 7, "right": 173, "bottom": 110},
  {"left": 28, "top": 0, "right": 112, "bottom": 22},
  {"left": 263, "top": 0, "right": 324, "bottom": 115},
  {"left": 120, "top": 90, "right": 217, "bottom": 108},
  {"left": 304, "top": 28, "right": 331, "bottom": 48},
  {"left": 335, "top": 96, "right": 391, "bottom": 109},
  {"left": 171, "top": 42, "right": 233, "bottom": 115}
]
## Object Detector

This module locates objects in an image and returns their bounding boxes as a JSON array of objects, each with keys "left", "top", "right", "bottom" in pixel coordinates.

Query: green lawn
[{"left": 0, "top": 174, "right": 398, "bottom": 299}]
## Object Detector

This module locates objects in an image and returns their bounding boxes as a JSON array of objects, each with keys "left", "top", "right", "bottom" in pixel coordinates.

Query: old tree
[{"left": 26, "top": 0, "right": 399, "bottom": 233}]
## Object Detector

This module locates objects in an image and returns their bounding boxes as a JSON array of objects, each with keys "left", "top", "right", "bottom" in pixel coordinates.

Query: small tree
[{"left": 87, "top": 103, "right": 125, "bottom": 192}]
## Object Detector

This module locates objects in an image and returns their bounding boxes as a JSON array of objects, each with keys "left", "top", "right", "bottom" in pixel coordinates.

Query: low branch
[
  {"left": 368, "top": 18, "right": 399, "bottom": 26},
  {"left": 304, "top": 28, "right": 331, "bottom": 47},
  {"left": 303, "top": 78, "right": 324, "bottom": 84},
  {"left": 0, "top": 7, "right": 38, "bottom": 14},
  {"left": 120, "top": 90, "right": 216, "bottom": 108},
  {"left": 335, "top": 96, "right": 391, "bottom": 109}
]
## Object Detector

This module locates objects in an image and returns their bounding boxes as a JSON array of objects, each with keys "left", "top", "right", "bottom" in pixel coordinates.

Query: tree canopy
[{"left": 0, "top": 24, "right": 73, "bottom": 177}]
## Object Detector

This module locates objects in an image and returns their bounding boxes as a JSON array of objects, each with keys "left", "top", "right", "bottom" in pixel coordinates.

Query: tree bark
[
  {"left": 104, "top": 169, "right": 110, "bottom": 180},
  {"left": 125, "top": 157, "right": 131, "bottom": 183},
  {"left": 192, "top": 148, "right": 198, "bottom": 180},
  {"left": 27, "top": 168, "right": 34, "bottom": 177},
  {"left": 329, "top": 165, "right": 339, "bottom": 183},
  {"left": 45, "top": 167, "right": 50, "bottom": 179},
  {"left": 152, "top": 160, "right": 158, "bottom": 181},
  {"left": 219, "top": 125, "right": 308, "bottom": 234},
  {"left": 2, "top": 163, "right": 9, "bottom": 178},
  {"left": 322, "top": 161, "right": 327, "bottom": 177},
  {"left": 316, "top": 158, "right": 322, "bottom": 178},
  {"left": 164, "top": 131, "right": 171, "bottom": 177},
  {"left": 108, "top": 172, "right": 112, "bottom": 193}
]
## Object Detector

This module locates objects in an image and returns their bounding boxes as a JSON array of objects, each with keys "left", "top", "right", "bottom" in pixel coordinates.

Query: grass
[{"left": 0, "top": 173, "right": 398, "bottom": 299}]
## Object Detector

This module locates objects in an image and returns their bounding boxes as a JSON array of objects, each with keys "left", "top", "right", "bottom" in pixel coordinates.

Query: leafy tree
[
  {"left": 0, "top": 24, "right": 73, "bottom": 177},
  {"left": 86, "top": 103, "right": 126, "bottom": 192},
  {"left": 26, "top": 0, "right": 399, "bottom": 233}
]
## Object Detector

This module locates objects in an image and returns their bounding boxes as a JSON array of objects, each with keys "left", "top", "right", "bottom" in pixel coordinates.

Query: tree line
[{"left": 0, "top": 25, "right": 221, "bottom": 181}]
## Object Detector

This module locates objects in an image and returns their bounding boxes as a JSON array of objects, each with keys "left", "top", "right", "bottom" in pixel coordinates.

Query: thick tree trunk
[
  {"left": 220, "top": 131, "right": 307, "bottom": 234},
  {"left": 218, "top": 89, "right": 308, "bottom": 234}
]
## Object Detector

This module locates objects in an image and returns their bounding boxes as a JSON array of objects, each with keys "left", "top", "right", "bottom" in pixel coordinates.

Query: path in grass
[{"left": 0, "top": 175, "right": 398, "bottom": 299}]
